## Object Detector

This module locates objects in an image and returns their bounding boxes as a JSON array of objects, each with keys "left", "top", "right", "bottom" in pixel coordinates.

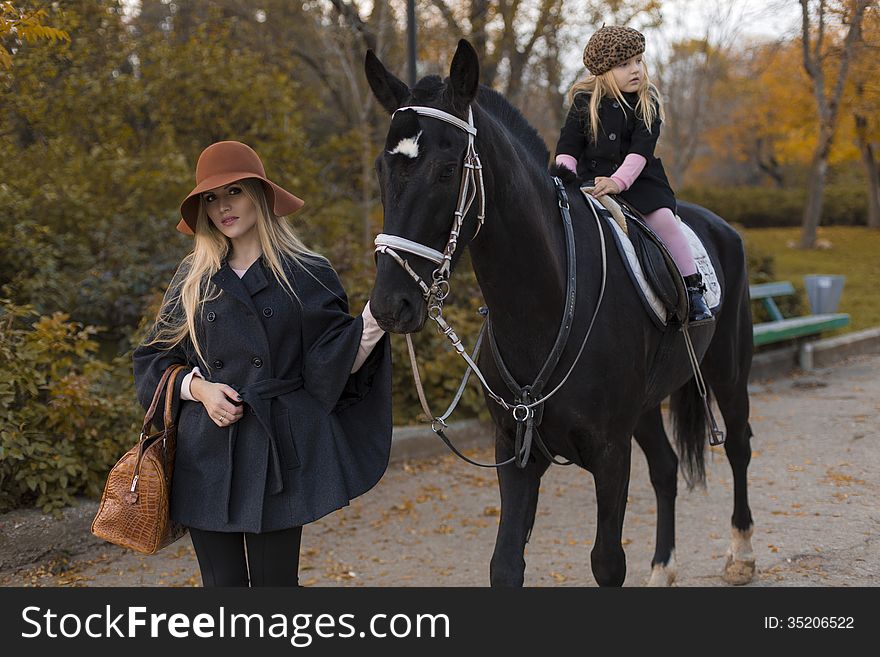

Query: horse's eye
[{"left": 438, "top": 164, "right": 457, "bottom": 181}]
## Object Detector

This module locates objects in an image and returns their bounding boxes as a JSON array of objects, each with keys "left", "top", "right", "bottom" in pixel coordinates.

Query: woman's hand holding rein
[{"left": 190, "top": 377, "right": 244, "bottom": 427}]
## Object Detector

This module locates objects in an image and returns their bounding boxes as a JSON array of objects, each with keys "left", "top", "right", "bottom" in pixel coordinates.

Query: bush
[
  {"left": 680, "top": 185, "right": 868, "bottom": 228},
  {"left": 0, "top": 300, "right": 141, "bottom": 514}
]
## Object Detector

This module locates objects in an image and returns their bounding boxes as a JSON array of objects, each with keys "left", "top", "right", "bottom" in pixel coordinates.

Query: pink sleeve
[
  {"left": 555, "top": 154, "right": 578, "bottom": 173},
  {"left": 610, "top": 153, "right": 647, "bottom": 192}
]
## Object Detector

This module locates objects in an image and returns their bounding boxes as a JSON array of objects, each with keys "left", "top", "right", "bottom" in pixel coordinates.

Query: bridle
[
  {"left": 374, "top": 106, "right": 485, "bottom": 309},
  {"left": 374, "top": 103, "right": 608, "bottom": 469}
]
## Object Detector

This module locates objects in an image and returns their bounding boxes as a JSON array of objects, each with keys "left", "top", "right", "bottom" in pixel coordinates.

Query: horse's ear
[
  {"left": 449, "top": 39, "right": 480, "bottom": 113},
  {"left": 365, "top": 49, "right": 409, "bottom": 114}
]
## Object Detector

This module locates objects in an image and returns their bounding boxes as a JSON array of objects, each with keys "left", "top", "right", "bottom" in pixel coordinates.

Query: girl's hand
[
  {"left": 190, "top": 378, "right": 245, "bottom": 428},
  {"left": 589, "top": 177, "right": 621, "bottom": 197}
]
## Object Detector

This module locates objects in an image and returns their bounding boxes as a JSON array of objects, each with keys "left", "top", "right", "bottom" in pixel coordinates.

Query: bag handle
[
  {"left": 142, "top": 364, "right": 187, "bottom": 436},
  {"left": 162, "top": 364, "right": 186, "bottom": 429},
  {"left": 130, "top": 365, "right": 186, "bottom": 495}
]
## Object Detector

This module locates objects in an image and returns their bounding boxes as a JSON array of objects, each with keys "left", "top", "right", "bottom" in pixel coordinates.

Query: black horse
[{"left": 365, "top": 40, "right": 756, "bottom": 587}]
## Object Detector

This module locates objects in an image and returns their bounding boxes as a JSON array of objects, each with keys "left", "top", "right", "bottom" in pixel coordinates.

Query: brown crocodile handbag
[{"left": 91, "top": 364, "right": 188, "bottom": 555}]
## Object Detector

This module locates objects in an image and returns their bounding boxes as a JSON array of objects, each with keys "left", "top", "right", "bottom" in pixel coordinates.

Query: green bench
[{"left": 750, "top": 281, "right": 850, "bottom": 346}]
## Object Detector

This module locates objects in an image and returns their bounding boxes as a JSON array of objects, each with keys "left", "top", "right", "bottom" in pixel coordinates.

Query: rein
[{"left": 375, "top": 104, "right": 607, "bottom": 469}]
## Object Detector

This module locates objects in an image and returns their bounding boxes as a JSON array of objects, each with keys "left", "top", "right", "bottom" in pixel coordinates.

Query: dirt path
[{"left": 2, "top": 354, "right": 878, "bottom": 587}]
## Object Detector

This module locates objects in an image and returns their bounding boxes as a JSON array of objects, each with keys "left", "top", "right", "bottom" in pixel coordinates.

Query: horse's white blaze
[
  {"left": 646, "top": 550, "right": 676, "bottom": 587},
  {"left": 387, "top": 131, "right": 422, "bottom": 158}
]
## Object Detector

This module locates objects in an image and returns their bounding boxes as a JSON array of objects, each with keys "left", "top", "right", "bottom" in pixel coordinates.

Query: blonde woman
[
  {"left": 555, "top": 26, "right": 712, "bottom": 323},
  {"left": 133, "top": 141, "right": 391, "bottom": 586}
]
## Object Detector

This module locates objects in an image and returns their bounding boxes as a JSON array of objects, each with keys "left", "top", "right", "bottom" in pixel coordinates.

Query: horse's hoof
[
  {"left": 722, "top": 555, "right": 756, "bottom": 585},
  {"left": 646, "top": 553, "right": 677, "bottom": 587}
]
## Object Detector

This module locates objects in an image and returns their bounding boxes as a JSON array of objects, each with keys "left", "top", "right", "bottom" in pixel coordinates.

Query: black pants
[{"left": 189, "top": 526, "right": 303, "bottom": 587}]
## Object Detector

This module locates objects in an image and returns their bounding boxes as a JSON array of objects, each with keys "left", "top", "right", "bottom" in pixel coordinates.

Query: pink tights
[{"left": 643, "top": 207, "right": 697, "bottom": 276}]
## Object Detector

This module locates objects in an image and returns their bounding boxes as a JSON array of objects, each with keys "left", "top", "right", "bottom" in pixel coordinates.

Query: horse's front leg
[
  {"left": 590, "top": 435, "right": 632, "bottom": 587},
  {"left": 489, "top": 431, "right": 550, "bottom": 587}
]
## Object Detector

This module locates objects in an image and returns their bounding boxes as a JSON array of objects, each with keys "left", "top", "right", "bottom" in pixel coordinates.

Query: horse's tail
[{"left": 670, "top": 377, "right": 708, "bottom": 487}]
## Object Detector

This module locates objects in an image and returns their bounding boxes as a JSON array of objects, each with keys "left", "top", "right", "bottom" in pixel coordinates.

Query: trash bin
[{"left": 803, "top": 275, "right": 845, "bottom": 314}]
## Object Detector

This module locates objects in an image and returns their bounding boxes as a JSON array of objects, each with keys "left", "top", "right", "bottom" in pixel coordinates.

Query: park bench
[{"left": 750, "top": 281, "right": 850, "bottom": 347}]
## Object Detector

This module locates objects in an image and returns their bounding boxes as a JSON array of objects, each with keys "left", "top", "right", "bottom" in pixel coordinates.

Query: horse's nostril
[{"left": 393, "top": 296, "right": 411, "bottom": 322}]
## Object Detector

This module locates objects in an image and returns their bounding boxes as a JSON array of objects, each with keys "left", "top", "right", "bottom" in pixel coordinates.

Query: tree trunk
[
  {"left": 797, "top": 0, "right": 869, "bottom": 247},
  {"left": 469, "top": 0, "right": 489, "bottom": 75},
  {"left": 799, "top": 151, "right": 829, "bottom": 248},
  {"left": 864, "top": 145, "right": 880, "bottom": 229},
  {"left": 855, "top": 113, "right": 880, "bottom": 229}
]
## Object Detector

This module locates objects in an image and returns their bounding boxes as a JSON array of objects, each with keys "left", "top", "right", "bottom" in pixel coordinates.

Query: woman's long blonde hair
[
  {"left": 566, "top": 58, "right": 664, "bottom": 144},
  {"left": 143, "top": 178, "right": 324, "bottom": 371}
]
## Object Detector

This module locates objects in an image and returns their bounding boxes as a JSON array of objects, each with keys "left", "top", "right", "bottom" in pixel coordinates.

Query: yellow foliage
[
  {"left": 0, "top": 2, "right": 70, "bottom": 69},
  {"left": 698, "top": 16, "right": 877, "bottom": 181}
]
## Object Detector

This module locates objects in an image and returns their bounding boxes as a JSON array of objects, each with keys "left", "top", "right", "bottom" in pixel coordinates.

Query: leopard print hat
[{"left": 582, "top": 26, "right": 646, "bottom": 76}]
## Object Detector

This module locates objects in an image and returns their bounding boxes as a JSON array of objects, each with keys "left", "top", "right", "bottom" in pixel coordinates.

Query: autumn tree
[
  {"left": 655, "top": 38, "right": 731, "bottom": 187},
  {"left": 797, "top": 0, "right": 872, "bottom": 248},
  {"left": 699, "top": 41, "right": 820, "bottom": 187},
  {"left": 652, "top": 0, "right": 788, "bottom": 188},
  {"left": 849, "top": 7, "right": 880, "bottom": 228},
  {"left": 0, "top": 0, "right": 321, "bottom": 341},
  {"left": 0, "top": 1, "right": 68, "bottom": 68}
]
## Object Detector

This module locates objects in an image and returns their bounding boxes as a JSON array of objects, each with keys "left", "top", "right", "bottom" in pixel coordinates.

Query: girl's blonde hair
[
  {"left": 143, "top": 178, "right": 324, "bottom": 370},
  {"left": 566, "top": 58, "right": 664, "bottom": 143}
]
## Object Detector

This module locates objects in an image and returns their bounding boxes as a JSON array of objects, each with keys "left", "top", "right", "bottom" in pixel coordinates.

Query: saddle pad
[
  {"left": 579, "top": 191, "right": 721, "bottom": 326},
  {"left": 679, "top": 220, "right": 721, "bottom": 310}
]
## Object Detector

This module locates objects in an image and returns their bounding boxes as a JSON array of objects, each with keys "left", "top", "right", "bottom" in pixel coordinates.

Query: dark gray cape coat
[
  {"left": 133, "top": 256, "right": 392, "bottom": 533},
  {"left": 554, "top": 91, "right": 676, "bottom": 214}
]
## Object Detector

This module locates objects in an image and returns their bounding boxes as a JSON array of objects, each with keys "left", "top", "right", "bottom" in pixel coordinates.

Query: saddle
[{"left": 580, "top": 188, "right": 688, "bottom": 327}]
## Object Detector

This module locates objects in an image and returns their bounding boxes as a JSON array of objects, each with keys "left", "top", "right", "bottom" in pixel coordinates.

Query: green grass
[{"left": 740, "top": 226, "right": 880, "bottom": 334}]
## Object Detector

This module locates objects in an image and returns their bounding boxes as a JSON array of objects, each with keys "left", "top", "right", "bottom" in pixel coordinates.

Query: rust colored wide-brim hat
[
  {"left": 177, "top": 140, "right": 305, "bottom": 235},
  {"left": 582, "top": 25, "right": 646, "bottom": 76}
]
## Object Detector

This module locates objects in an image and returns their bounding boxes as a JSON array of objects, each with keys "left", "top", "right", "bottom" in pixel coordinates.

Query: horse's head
[{"left": 365, "top": 40, "right": 483, "bottom": 334}]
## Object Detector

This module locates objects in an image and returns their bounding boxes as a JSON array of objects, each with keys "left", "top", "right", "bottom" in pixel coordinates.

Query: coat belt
[{"left": 221, "top": 377, "right": 304, "bottom": 523}]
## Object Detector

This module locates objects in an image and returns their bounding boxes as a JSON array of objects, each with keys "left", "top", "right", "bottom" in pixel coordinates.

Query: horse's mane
[
  {"left": 410, "top": 75, "right": 550, "bottom": 170},
  {"left": 475, "top": 86, "right": 550, "bottom": 169}
]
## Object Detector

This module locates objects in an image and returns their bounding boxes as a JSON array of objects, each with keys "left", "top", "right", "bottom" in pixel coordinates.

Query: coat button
[
  {"left": 252, "top": 357, "right": 263, "bottom": 368},
  {"left": 590, "top": 160, "right": 598, "bottom": 168},
  {"left": 212, "top": 359, "right": 223, "bottom": 369},
  {"left": 262, "top": 307, "right": 274, "bottom": 318},
  {"left": 609, "top": 133, "right": 617, "bottom": 141},
  {"left": 206, "top": 311, "right": 216, "bottom": 322},
  {"left": 612, "top": 101, "right": 619, "bottom": 109}
]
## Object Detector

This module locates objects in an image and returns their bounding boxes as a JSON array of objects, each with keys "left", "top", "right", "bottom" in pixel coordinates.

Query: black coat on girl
[
  {"left": 555, "top": 91, "right": 676, "bottom": 214},
  {"left": 133, "top": 256, "right": 392, "bottom": 533}
]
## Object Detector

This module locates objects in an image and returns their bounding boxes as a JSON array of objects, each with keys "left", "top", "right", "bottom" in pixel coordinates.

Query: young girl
[
  {"left": 133, "top": 140, "right": 392, "bottom": 586},
  {"left": 555, "top": 25, "right": 712, "bottom": 323}
]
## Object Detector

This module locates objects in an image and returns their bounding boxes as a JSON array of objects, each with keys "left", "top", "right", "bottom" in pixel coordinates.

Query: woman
[{"left": 133, "top": 140, "right": 392, "bottom": 586}]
